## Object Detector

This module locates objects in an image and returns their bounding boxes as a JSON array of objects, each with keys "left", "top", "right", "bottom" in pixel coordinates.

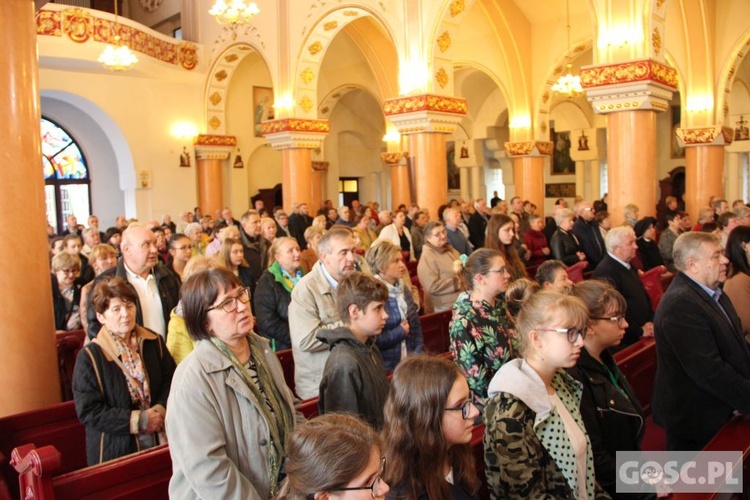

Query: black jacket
[
  {"left": 85, "top": 259, "right": 181, "bottom": 340},
  {"left": 51, "top": 274, "right": 82, "bottom": 331},
  {"left": 592, "top": 254, "right": 653, "bottom": 347},
  {"left": 467, "top": 211, "right": 488, "bottom": 249},
  {"left": 550, "top": 228, "right": 582, "bottom": 266},
  {"left": 636, "top": 238, "right": 664, "bottom": 271},
  {"left": 572, "top": 217, "right": 605, "bottom": 269},
  {"left": 253, "top": 270, "right": 292, "bottom": 351},
  {"left": 317, "top": 327, "right": 390, "bottom": 429},
  {"left": 72, "top": 327, "right": 175, "bottom": 465},
  {"left": 238, "top": 228, "right": 267, "bottom": 297},
  {"left": 288, "top": 213, "right": 312, "bottom": 249},
  {"left": 652, "top": 272, "right": 750, "bottom": 448},
  {"left": 567, "top": 349, "right": 647, "bottom": 498}
]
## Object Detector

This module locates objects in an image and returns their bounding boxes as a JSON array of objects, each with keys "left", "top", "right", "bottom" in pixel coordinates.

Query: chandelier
[
  {"left": 551, "top": 0, "right": 582, "bottom": 98},
  {"left": 98, "top": 1, "right": 138, "bottom": 71},
  {"left": 209, "top": 0, "right": 260, "bottom": 26}
]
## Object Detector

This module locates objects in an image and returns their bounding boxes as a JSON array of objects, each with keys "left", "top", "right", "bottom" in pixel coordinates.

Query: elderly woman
[
  {"left": 366, "top": 241, "right": 423, "bottom": 371},
  {"left": 377, "top": 211, "right": 415, "bottom": 261},
  {"left": 72, "top": 276, "right": 175, "bottom": 465},
  {"left": 254, "top": 237, "right": 304, "bottom": 351},
  {"left": 417, "top": 221, "right": 462, "bottom": 314},
  {"left": 261, "top": 217, "right": 278, "bottom": 245},
  {"left": 80, "top": 244, "right": 118, "bottom": 332},
  {"left": 166, "top": 268, "right": 297, "bottom": 498},
  {"left": 353, "top": 213, "right": 377, "bottom": 251},
  {"left": 299, "top": 225, "right": 323, "bottom": 274},
  {"left": 550, "top": 208, "right": 586, "bottom": 266},
  {"left": 51, "top": 252, "right": 83, "bottom": 331},
  {"left": 184, "top": 222, "right": 208, "bottom": 256}
]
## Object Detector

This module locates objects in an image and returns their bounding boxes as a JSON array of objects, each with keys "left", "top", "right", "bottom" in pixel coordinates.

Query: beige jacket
[
  {"left": 288, "top": 261, "right": 343, "bottom": 399},
  {"left": 166, "top": 335, "right": 298, "bottom": 499},
  {"left": 417, "top": 243, "right": 461, "bottom": 314}
]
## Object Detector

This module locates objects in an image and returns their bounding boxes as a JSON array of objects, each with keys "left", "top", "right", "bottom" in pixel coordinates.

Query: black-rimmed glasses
[
  {"left": 207, "top": 287, "right": 251, "bottom": 313},
  {"left": 537, "top": 327, "right": 587, "bottom": 343},
  {"left": 591, "top": 314, "right": 626, "bottom": 326},
  {"left": 329, "top": 456, "right": 386, "bottom": 498},
  {"left": 445, "top": 395, "right": 475, "bottom": 420}
]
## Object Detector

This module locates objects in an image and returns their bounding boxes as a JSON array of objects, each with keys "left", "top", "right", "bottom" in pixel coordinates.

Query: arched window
[{"left": 41, "top": 117, "right": 91, "bottom": 234}]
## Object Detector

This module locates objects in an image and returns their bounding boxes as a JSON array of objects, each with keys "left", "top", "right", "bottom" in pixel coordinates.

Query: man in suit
[
  {"left": 289, "top": 202, "right": 313, "bottom": 249},
  {"left": 592, "top": 226, "right": 654, "bottom": 347},
  {"left": 652, "top": 231, "right": 750, "bottom": 451},
  {"left": 443, "top": 207, "right": 472, "bottom": 255},
  {"left": 572, "top": 200, "right": 605, "bottom": 269},
  {"left": 467, "top": 198, "right": 490, "bottom": 248}
]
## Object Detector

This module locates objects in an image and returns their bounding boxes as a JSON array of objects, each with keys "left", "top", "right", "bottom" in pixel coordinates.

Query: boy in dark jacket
[{"left": 317, "top": 272, "right": 390, "bottom": 429}]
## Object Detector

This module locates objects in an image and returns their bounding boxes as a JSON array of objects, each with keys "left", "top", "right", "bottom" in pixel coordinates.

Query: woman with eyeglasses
[
  {"left": 449, "top": 249, "right": 515, "bottom": 413},
  {"left": 166, "top": 233, "right": 192, "bottom": 281},
  {"left": 167, "top": 268, "right": 298, "bottom": 498},
  {"left": 484, "top": 290, "right": 607, "bottom": 499},
  {"left": 51, "top": 251, "right": 83, "bottom": 331},
  {"left": 279, "top": 413, "right": 390, "bottom": 499},
  {"left": 382, "top": 355, "right": 480, "bottom": 499},
  {"left": 569, "top": 280, "right": 648, "bottom": 499}
]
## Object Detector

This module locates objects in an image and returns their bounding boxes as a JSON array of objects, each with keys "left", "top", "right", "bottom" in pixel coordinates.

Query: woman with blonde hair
[
  {"left": 299, "top": 225, "right": 323, "bottom": 274},
  {"left": 51, "top": 252, "right": 83, "bottom": 331},
  {"left": 261, "top": 217, "right": 278, "bottom": 245},
  {"left": 484, "top": 291, "right": 606, "bottom": 499},
  {"left": 484, "top": 214, "right": 528, "bottom": 282},
  {"left": 382, "top": 355, "right": 480, "bottom": 499},
  {"left": 353, "top": 213, "right": 377, "bottom": 251},
  {"left": 216, "top": 237, "right": 254, "bottom": 288},
  {"left": 280, "top": 414, "right": 389, "bottom": 499}
]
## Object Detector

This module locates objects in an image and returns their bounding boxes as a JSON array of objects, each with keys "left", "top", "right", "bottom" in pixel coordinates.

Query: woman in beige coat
[
  {"left": 166, "top": 268, "right": 298, "bottom": 499},
  {"left": 417, "top": 221, "right": 462, "bottom": 314}
]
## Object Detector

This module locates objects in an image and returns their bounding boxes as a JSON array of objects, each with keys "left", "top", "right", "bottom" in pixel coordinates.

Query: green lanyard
[{"left": 601, "top": 361, "right": 628, "bottom": 399}]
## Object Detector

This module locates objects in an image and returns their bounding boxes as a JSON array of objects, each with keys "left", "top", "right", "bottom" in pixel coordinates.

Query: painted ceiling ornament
[
  {"left": 436, "top": 67, "right": 449, "bottom": 89},
  {"left": 300, "top": 68, "right": 315, "bottom": 85},
  {"left": 215, "top": 70, "right": 228, "bottom": 82},
  {"left": 437, "top": 31, "right": 451, "bottom": 53},
  {"left": 209, "top": 92, "right": 222, "bottom": 106},
  {"left": 308, "top": 41, "right": 323, "bottom": 56},
  {"left": 225, "top": 53, "right": 239, "bottom": 63},
  {"left": 36, "top": 10, "right": 62, "bottom": 37},
  {"left": 450, "top": 0, "right": 465, "bottom": 17},
  {"left": 324, "top": 21, "right": 338, "bottom": 31},
  {"left": 652, "top": 27, "right": 661, "bottom": 55},
  {"left": 209, "top": 116, "right": 221, "bottom": 130},
  {"left": 299, "top": 95, "right": 314, "bottom": 113},
  {"left": 64, "top": 8, "right": 93, "bottom": 43},
  {"left": 180, "top": 42, "right": 198, "bottom": 70}
]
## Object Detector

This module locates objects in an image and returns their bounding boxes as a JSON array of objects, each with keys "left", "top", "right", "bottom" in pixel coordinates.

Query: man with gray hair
[
  {"left": 652, "top": 231, "right": 750, "bottom": 451},
  {"left": 443, "top": 207, "right": 472, "bottom": 255},
  {"left": 592, "top": 226, "right": 654, "bottom": 347},
  {"left": 288, "top": 227, "right": 357, "bottom": 399}
]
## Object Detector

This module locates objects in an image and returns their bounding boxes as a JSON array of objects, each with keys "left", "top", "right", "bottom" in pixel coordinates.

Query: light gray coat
[{"left": 166, "top": 335, "right": 298, "bottom": 499}]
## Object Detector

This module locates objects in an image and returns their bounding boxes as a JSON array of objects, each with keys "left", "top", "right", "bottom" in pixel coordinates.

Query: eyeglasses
[
  {"left": 174, "top": 245, "right": 193, "bottom": 251},
  {"left": 329, "top": 456, "right": 386, "bottom": 498},
  {"left": 487, "top": 267, "right": 509, "bottom": 275},
  {"left": 208, "top": 287, "right": 251, "bottom": 313},
  {"left": 61, "top": 268, "right": 80, "bottom": 274},
  {"left": 445, "top": 395, "right": 475, "bottom": 420},
  {"left": 537, "top": 327, "right": 587, "bottom": 343},
  {"left": 591, "top": 314, "right": 626, "bottom": 326}
]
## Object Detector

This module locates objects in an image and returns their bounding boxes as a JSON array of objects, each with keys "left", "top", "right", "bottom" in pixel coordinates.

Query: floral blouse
[{"left": 449, "top": 292, "right": 515, "bottom": 407}]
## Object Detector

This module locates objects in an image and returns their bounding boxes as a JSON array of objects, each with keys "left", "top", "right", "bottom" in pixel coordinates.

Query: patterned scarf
[
  {"left": 110, "top": 331, "right": 151, "bottom": 409},
  {"left": 268, "top": 260, "right": 303, "bottom": 293},
  {"left": 210, "top": 334, "right": 294, "bottom": 496},
  {"left": 375, "top": 275, "right": 407, "bottom": 320}
]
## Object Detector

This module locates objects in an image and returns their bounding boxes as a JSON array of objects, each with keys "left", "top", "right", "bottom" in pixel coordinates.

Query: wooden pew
[
  {"left": 56, "top": 329, "right": 86, "bottom": 402},
  {"left": 11, "top": 443, "right": 171, "bottom": 499},
  {"left": 419, "top": 310, "right": 452, "bottom": 355},
  {"left": 0, "top": 401, "right": 86, "bottom": 499},
  {"left": 639, "top": 266, "right": 667, "bottom": 311},
  {"left": 275, "top": 348, "right": 296, "bottom": 397},
  {"left": 566, "top": 261, "right": 588, "bottom": 283}
]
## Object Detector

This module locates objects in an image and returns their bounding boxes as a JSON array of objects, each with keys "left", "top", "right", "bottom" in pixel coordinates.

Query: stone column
[
  {"left": 590, "top": 160, "right": 601, "bottom": 201},
  {"left": 458, "top": 166, "right": 471, "bottom": 201},
  {"left": 311, "top": 161, "right": 329, "bottom": 213},
  {"left": 0, "top": 0, "right": 61, "bottom": 416},
  {"left": 384, "top": 95, "right": 467, "bottom": 219},
  {"left": 575, "top": 161, "right": 586, "bottom": 200},
  {"left": 581, "top": 59, "right": 677, "bottom": 224},
  {"left": 726, "top": 152, "right": 740, "bottom": 203},
  {"left": 504, "top": 142, "right": 553, "bottom": 218},
  {"left": 262, "top": 118, "right": 329, "bottom": 214},
  {"left": 382, "top": 152, "right": 409, "bottom": 210},
  {"left": 194, "top": 134, "right": 237, "bottom": 218},
  {"left": 676, "top": 126, "right": 733, "bottom": 218}
]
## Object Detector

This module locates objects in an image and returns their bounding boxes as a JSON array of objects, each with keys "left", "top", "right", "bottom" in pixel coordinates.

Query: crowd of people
[{"left": 48, "top": 192, "right": 750, "bottom": 499}]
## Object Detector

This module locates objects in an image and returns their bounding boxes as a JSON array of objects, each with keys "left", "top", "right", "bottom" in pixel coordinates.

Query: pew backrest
[
  {"left": 275, "top": 348, "right": 295, "bottom": 397},
  {"left": 56, "top": 330, "right": 85, "bottom": 402},
  {"left": 613, "top": 337, "right": 657, "bottom": 414},
  {"left": 419, "top": 310, "right": 452, "bottom": 354},
  {"left": 639, "top": 266, "right": 666, "bottom": 311}
]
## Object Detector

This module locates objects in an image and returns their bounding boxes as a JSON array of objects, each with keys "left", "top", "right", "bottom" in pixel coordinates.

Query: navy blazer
[
  {"left": 592, "top": 254, "right": 653, "bottom": 347},
  {"left": 652, "top": 272, "right": 750, "bottom": 448}
]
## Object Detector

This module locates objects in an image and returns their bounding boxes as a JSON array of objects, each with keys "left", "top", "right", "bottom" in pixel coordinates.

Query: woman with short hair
[
  {"left": 51, "top": 252, "right": 83, "bottom": 331},
  {"left": 354, "top": 213, "right": 378, "bottom": 251},
  {"left": 417, "top": 221, "right": 462, "bottom": 314},
  {"left": 79, "top": 244, "right": 118, "bottom": 332},
  {"left": 167, "top": 268, "right": 297, "bottom": 498},
  {"left": 377, "top": 211, "right": 415, "bottom": 261},
  {"left": 299, "top": 225, "right": 323, "bottom": 274},
  {"left": 550, "top": 208, "right": 586, "bottom": 266},
  {"left": 73, "top": 275, "right": 175, "bottom": 465}
]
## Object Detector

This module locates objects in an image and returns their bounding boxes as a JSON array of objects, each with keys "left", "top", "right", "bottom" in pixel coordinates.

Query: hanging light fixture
[
  {"left": 209, "top": 0, "right": 260, "bottom": 27},
  {"left": 551, "top": 0, "right": 583, "bottom": 98},
  {"left": 98, "top": 0, "right": 138, "bottom": 72}
]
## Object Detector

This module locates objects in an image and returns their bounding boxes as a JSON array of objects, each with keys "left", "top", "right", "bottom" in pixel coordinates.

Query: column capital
[
  {"left": 381, "top": 152, "right": 407, "bottom": 166},
  {"left": 504, "top": 141, "right": 553, "bottom": 157},
  {"left": 581, "top": 59, "right": 677, "bottom": 114},
  {"left": 261, "top": 118, "right": 330, "bottom": 150},
  {"left": 194, "top": 134, "right": 237, "bottom": 160},
  {"left": 676, "top": 126, "right": 734, "bottom": 147},
  {"left": 384, "top": 94, "right": 467, "bottom": 134}
]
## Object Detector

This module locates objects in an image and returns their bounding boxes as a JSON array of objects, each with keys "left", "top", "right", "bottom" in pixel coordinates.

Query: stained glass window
[{"left": 41, "top": 118, "right": 91, "bottom": 234}]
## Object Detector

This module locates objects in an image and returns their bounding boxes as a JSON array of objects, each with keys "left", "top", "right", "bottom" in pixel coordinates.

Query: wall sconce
[
  {"left": 509, "top": 115, "right": 531, "bottom": 130},
  {"left": 686, "top": 96, "right": 713, "bottom": 113},
  {"left": 273, "top": 93, "right": 294, "bottom": 116},
  {"left": 382, "top": 129, "right": 401, "bottom": 145},
  {"left": 398, "top": 61, "right": 429, "bottom": 95}
]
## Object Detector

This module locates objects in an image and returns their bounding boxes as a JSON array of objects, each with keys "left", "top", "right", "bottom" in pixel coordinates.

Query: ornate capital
[
  {"left": 193, "top": 135, "right": 236, "bottom": 160},
  {"left": 381, "top": 152, "right": 407, "bottom": 166},
  {"left": 384, "top": 94, "right": 467, "bottom": 135},
  {"left": 261, "top": 118, "right": 330, "bottom": 150},
  {"left": 676, "top": 126, "right": 734, "bottom": 147},
  {"left": 581, "top": 59, "right": 677, "bottom": 114},
  {"left": 504, "top": 141, "right": 553, "bottom": 157},
  {"left": 194, "top": 134, "right": 237, "bottom": 147}
]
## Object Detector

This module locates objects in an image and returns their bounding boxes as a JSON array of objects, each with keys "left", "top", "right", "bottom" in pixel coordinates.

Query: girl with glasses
[
  {"left": 167, "top": 268, "right": 297, "bottom": 498},
  {"left": 449, "top": 249, "right": 515, "bottom": 413},
  {"left": 382, "top": 355, "right": 480, "bottom": 499},
  {"left": 279, "top": 413, "right": 389, "bottom": 499},
  {"left": 569, "top": 280, "right": 648, "bottom": 499},
  {"left": 484, "top": 290, "right": 607, "bottom": 499}
]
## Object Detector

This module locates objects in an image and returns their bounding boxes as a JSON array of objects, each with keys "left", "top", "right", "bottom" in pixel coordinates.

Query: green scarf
[
  {"left": 268, "top": 260, "right": 304, "bottom": 293},
  {"left": 210, "top": 334, "right": 294, "bottom": 496}
]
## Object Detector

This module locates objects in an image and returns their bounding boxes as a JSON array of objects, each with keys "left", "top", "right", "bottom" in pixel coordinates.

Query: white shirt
[{"left": 124, "top": 262, "right": 166, "bottom": 337}]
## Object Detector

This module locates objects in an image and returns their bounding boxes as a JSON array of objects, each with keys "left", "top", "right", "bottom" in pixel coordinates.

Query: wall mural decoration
[
  {"left": 546, "top": 183, "right": 576, "bottom": 198},
  {"left": 446, "top": 142, "right": 460, "bottom": 190},
  {"left": 552, "top": 129, "right": 575, "bottom": 175},
  {"left": 253, "top": 86, "right": 274, "bottom": 137}
]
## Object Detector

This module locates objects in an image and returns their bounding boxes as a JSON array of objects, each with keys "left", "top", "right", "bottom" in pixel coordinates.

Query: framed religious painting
[
  {"left": 670, "top": 106, "right": 685, "bottom": 159},
  {"left": 253, "top": 86, "right": 274, "bottom": 137},
  {"left": 551, "top": 129, "right": 575, "bottom": 175},
  {"left": 446, "top": 142, "right": 461, "bottom": 191}
]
